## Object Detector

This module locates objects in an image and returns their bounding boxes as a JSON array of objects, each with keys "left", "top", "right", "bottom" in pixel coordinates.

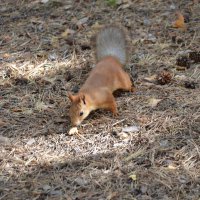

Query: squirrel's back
[{"left": 96, "top": 26, "right": 127, "bottom": 65}]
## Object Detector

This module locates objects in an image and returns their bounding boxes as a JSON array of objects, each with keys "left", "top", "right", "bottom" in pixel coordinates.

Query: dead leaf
[
  {"left": 107, "top": 192, "right": 118, "bottom": 200},
  {"left": 174, "top": 75, "right": 187, "bottom": 81},
  {"left": 30, "top": 17, "right": 44, "bottom": 24},
  {"left": 60, "top": 29, "right": 75, "bottom": 39},
  {"left": 51, "top": 36, "right": 59, "bottom": 48},
  {"left": 176, "top": 66, "right": 187, "bottom": 71},
  {"left": 129, "top": 174, "right": 137, "bottom": 181},
  {"left": 148, "top": 98, "right": 162, "bottom": 107},
  {"left": 141, "top": 82, "right": 155, "bottom": 86},
  {"left": 125, "top": 148, "right": 146, "bottom": 161},
  {"left": 23, "top": 109, "right": 33, "bottom": 115},
  {"left": 117, "top": 0, "right": 131, "bottom": 9},
  {"left": 35, "top": 101, "right": 49, "bottom": 111},
  {"left": 0, "top": 119, "right": 7, "bottom": 127},
  {"left": 173, "top": 12, "right": 186, "bottom": 30},
  {"left": 91, "top": 22, "right": 103, "bottom": 30},
  {"left": 117, "top": 132, "right": 129, "bottom": 139},
  {"left": 143, "top": 74, "right": 157, "bottom": 83},
  {"left": 136, "top": 116, "right": 149, "bottom": 124},
  {"left": 11, "top": 108, "right": 23, "bottom": 112},
  {"left": 64, "top": 5, "right": 72, "bottom": 10},
  {"left": 3, "top": 53, "right": 10, "bottom": 58},
  {"left": 168, "top": 164, "right": 177, "bottom": 170},
  {"left": 3, "top": 35, "right": 12, "bottom": 42}
]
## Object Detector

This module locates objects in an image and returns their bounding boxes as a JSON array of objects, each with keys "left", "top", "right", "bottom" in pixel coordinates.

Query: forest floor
[{"left": 0, "top": 0, "right": 200, "bottom": 199}]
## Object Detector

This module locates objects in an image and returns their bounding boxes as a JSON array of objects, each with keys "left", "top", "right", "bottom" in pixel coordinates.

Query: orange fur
[
  {"left": 69, "top": 56, "right": 134, "bottom": 126},
  {"left": 69, "top": 26, "right": 134, "bottom": 126},
  {"left": 173, "top": 12, "right": 186, "bottom": 30}
]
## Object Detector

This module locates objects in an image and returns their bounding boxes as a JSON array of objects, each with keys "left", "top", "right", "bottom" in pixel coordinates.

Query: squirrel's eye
[{"left": 80, "top": 112, "right": 84, "bottom": 116}]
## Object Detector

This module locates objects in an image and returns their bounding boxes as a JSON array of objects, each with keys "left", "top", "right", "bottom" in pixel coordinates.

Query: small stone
[
  {"left": 141, "top": 185, "right": 148, "bottom": 194},
  {"left": 48, "top": 53, "right": 58, "bottom": 61},
  {"left": 170, "top": 4, "right": 176, "bottom": 10},
  {"left": 147, "top": 33, "right": 156, "bottom": 43},
  {"left": 0, "top": 136, "right": 10, "bottom": 145},
  {"left": 143, "top": 19, "right": 151, "bottom": 26},
  {"left": 50, "top": 190, "right": 62, "bottom": 196},
  {"left": 159, "top": 140, "right": 169, "bottom": 147},
  {"left": 74, "top": 177, "right": 88, "bottom": 186},
  {"left": 41, "top": 0, "right": 49, "bottom": 3},
  {"left": 122, "top": 126, "right": 140, "bottom": 133},
  {"left": 42, "top": 184, "right": 51, "bottom": 192},
  {"left": 26, "top": 138, "right": 36, "bottom": 146},
  {"left": 178, "top": 175, "right": 188, "bottom": 184},
  {"left": 77, "top": 17, "right": 88, "bottom": 26}
]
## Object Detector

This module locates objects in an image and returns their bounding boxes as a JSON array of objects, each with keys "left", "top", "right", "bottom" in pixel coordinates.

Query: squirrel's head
[{"left": 68, "top": 92, "right": 90, "bottom": 126}]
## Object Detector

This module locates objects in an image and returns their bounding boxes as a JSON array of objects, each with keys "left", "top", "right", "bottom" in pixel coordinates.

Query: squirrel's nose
[{"left": 74, "top": 120, "right": 81, "bottom": 126}]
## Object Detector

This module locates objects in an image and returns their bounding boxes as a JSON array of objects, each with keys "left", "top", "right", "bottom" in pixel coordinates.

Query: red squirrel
[{"left": 68, "top": 26, "right": 134, "bottom": 126}]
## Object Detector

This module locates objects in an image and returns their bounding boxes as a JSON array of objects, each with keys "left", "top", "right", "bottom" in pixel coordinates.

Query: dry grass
[{"left": 0, "top": 0, "right": 200, "bottom": 199}]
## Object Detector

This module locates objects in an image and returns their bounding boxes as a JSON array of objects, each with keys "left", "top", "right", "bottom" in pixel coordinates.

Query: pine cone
[
  {"left": 189, "top": 51, "right": 200, "bottom": 63},
  {"left": 156, "top": 70, "right": 172, "bottom": 85},
  {"left": 176, "top": 56, "right": 190, "bottom": 68}
]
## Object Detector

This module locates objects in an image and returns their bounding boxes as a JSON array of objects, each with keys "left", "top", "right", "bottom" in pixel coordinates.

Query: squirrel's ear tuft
[
  {"left": 82, "top": 95, "right": 86, "bottom": 105},
  {"left": 68, "top": 92, "right": 75, "bottom": 102},
  {"left": 79, "top": 93, "right": 86, "bottom": 104}
]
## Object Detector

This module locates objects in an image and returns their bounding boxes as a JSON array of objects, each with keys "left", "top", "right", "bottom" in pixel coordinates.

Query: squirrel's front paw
[
  {"left": 112, "top": 109, "right": 119, "bottom": 117},
  {"left": 113, "top": 112, "right": 119, "bottom": 117},
  {"left": 130, "top": 86, "right": 136, "bottom": 92}
]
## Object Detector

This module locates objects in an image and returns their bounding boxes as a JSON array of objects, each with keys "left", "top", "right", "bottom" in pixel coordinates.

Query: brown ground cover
[{"left": 0, "top": 0, "right": 199, "bottom": 199}]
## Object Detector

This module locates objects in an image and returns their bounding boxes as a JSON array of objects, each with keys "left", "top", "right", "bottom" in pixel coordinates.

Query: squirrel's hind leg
[{"left": 120, "top": 72, "right": 135, "bottom": 92}]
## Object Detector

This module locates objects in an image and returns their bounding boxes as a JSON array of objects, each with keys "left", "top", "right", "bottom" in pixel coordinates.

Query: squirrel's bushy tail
[{"left": 96, "top": 26, "right": 127, "bottom": 65}]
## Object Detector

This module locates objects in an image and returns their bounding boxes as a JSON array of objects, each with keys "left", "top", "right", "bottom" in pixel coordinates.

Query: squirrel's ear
[
  {"left": 80, "top": 94, "right": 86, "bottom": 104},
  {"left": 68, "top": 92, "right": 75, "bottom": 102}
]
